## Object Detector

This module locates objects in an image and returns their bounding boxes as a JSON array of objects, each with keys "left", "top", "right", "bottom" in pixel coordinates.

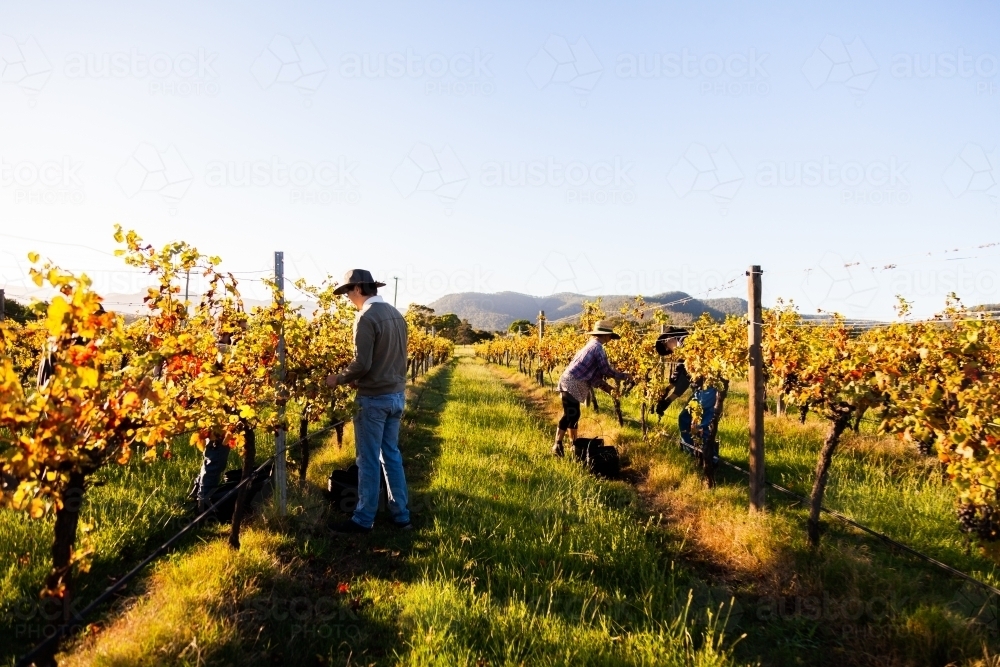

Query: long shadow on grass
[
  {"left": 715, "top": 404, "right": 997, "bottom": 577},
  {"left": 653, "top": 409, "right": 1000, "bottom": 666},
  {"left": 493, "top": 367, "right": 1000, "bottom": 666},
  {"left": 231, "top": 363, "right": 456, "bottom": 666},
  {"left": 405, "top": 363, "right": 732, "bottom": 653},
  {"left": 1, "top": 424, "right": 325, "bottom": 666},
  {"left": 0, "top": 444, "right": 217, "bottom": 665}
]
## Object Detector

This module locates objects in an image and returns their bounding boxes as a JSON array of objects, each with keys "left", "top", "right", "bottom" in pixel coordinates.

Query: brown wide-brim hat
[
  {"left": 333, "top": 269, "right": 387, "bottom": 295},
  {"left": 585, "top": 319, "right": 620, "bottom": 340}
]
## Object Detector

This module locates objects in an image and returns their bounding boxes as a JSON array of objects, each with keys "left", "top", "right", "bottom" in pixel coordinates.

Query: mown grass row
[
  {"left": 512, "top": 361, "right": 1000, "bottom": 665},
  {"left": 30, "top": 340, "right": 990, "bottom": 665},
  {"left": 1, "top": 438, "right": 204, "bottom": 664},
  {"left": 0, "top": 424, "right": 289, "bottom": 665},
  {"left": 54, "top": 353, "right": 742, "bottom": 666},
  {"left": 714, "top": 389, "right": 999, "bottom": 581},
  {"left": 371, "top": 355, "right": 738, "bottom": 665}
]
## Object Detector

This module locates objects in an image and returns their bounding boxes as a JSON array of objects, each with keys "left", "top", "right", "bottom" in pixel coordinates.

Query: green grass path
[
  {"left": 54, "top": 353, "right": 741, "bottom": 666},
  {"left": 373, "top": 354, "right": 738, "bottom": 665}
]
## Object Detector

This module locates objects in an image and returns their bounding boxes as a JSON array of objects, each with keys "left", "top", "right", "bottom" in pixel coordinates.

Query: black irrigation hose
[
  {"left": 680, "top": 439, "right": 1000, "bottom": 600},
  {"left": 16, "top": 421, "right": 343, "bottom": 667}
]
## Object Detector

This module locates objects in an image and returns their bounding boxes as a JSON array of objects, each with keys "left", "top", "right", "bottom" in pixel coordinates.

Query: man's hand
[{"left": 325, "top": 373, "right": 339, "bottom": 388}]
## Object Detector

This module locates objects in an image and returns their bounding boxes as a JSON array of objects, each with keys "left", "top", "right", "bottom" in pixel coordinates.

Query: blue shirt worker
[{"left": 326, "top": 269, "right": 411, "bottom": 533}]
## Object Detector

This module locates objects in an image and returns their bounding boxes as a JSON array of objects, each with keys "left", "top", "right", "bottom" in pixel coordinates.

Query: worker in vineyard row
[
  {"left": 653, "top": 329, "right": 690, "bottom": 418},
  {"left": 326, "top": 269, "right": 411, "bottom": 533},
  {"left": 192, "top": 318, "right": 245, "bottom": 515},
  {"left": 656, "top": 332, "right": 718, "bottom": 463},
  {"left": 552, "top": 320, "right": 632, "bottom": 457},
  {"left": 36, "top": 303, "right": 107, "bottom": 388}
]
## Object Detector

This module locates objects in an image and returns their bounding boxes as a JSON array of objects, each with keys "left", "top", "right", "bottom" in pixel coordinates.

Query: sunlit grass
[
  {"left": 55, "top": 354, "right": 741, "bottom": 666},
  {"left": 489, "top": 358, "right": 1000, "bottom": 665},
  {"left": 59, "top": 528, "right": 292, "bottom": 667},
  {"left": 0, "top": 417, "right": 294, "bottom": 665},
  {"left": 374, "top": 359, "right": 738, "bottom": 665},
  {"left": 0, "top": 440, "right": 205, "bottom": 664},
  {"left": 19, "top": 345, "right": 999, "bottom": 666}
]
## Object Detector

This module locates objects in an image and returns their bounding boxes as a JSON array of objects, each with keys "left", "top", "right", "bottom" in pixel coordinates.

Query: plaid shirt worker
[{"left": 558, "top": 337, "right": 627, "bottom": 402}]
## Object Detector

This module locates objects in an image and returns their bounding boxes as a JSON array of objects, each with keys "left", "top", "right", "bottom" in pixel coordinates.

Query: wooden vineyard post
[
  {"left": 660, "top": 322, "right": 667, "bottom": 384},
  {"left": 536, "top": 311, "right": 545, "bottom": 386},
  {"left": 747, "top": 265, "right": 765, "bottom": 511},
  {"left": 424, "top": 328, "right": 430, "bottom": 374},
  {"left": 274, "top": 251, "right": 287, "bottom": 516}
]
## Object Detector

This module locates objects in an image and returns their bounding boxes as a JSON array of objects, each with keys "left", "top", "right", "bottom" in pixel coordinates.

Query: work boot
[{"left": 551, "top": 441, "right": 564, "bottom": 457}]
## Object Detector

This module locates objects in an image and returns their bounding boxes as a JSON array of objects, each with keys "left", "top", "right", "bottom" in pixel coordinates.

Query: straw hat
[{"left": 585, "top": 320, "right": 620, "bottom": 340}]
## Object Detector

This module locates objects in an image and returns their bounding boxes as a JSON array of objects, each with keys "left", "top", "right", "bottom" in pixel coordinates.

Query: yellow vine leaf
[{"left": 28, "top": 498, "right": 46, "bottom": 519}]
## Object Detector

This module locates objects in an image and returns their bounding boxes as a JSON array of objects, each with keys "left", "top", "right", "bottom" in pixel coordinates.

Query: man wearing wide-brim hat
[
  {"left": 326, "top": 269, "right": 411, "bottom": 533},
  {"left": 552, "top": 320, "right": 632, "bottom": 457}
]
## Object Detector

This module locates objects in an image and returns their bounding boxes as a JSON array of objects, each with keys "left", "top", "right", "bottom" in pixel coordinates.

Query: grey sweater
[{"left": 337, "top": 300, "right": 408, "bottom": 396}]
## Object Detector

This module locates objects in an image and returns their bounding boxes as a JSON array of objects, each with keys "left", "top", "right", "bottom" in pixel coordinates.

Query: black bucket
[
  {"left": 326, "top": 463, "right": 388, "bottom": 514},
  {"left": 204, "top": 459, "right": 274, "bottom": 523},
  {"left": 572, "top": 437, "right": 620, "bottom": 479}
]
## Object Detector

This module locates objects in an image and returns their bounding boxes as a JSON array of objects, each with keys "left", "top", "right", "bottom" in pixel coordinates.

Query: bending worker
[{"left": 553, "top": 320, "right": 631, "bottom": 457}]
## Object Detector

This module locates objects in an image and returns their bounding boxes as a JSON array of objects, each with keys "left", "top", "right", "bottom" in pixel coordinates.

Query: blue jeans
[
  {"left": 352, "top": 392, "right": 409, "bottom": 528},
  {"left": 679, "top": 387, "right": 718, "bottom": 460},
  {"left": 197, "top": 442, "right": 231, "bottom": 509}
]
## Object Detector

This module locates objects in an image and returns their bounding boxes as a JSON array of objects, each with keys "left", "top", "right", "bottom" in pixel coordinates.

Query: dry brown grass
[
  {"left": 485, "top": 361, "right": 800, "bottom": 594},
  {"left": 479, "top": 359, "right": 1000, "bottom": 665}
]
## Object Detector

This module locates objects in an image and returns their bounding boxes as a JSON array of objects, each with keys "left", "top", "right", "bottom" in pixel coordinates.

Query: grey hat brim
[
  {"left": 587, "top": 330, "right": 620, "bottom": 340},
  {"left": 334, "top": 281, "right": 386, "bottom": 296}
]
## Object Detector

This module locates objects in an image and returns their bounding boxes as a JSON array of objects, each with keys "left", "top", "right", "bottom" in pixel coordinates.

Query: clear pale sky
[{"left": 1, "top": 0, "right": 998, "bottom": 319}]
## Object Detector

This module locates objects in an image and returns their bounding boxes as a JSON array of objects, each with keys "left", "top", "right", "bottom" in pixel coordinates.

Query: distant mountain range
[{"left": 426, "top": 291, "right": 748, "bottom": 331}]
